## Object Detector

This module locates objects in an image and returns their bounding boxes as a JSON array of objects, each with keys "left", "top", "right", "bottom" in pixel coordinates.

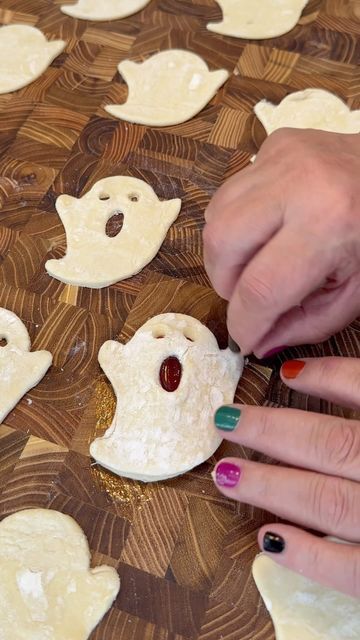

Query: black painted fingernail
[{"left": 263, "top": 531, "right": 285, "bottom": 554}]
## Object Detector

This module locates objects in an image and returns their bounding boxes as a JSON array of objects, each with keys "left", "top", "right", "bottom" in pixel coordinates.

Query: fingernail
[
  {"left": 215, "top": 462, "right": 241, "bottom": 488},
  {"left": 215, "top": 406, "right": 241, "bottom": 432},
  {"left": 262, "top": 346, "right": 288, "bottom": 359},
  {"left": 263, "top": 531, "right": 285, "bottom": 554},
  {"left": 281, "top": 360, "right": 305, "bottom": 379}
]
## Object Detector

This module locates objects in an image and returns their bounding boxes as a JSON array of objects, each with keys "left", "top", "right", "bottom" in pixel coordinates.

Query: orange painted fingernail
[{"left": 281, "top": 360, "right": 305, "bottom": 379}]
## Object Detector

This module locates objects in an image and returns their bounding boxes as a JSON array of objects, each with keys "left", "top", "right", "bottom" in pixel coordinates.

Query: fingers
[
  {"left": 254, "top": 276, "right": 360, "bottom": 357},
  {"left": 257, "top": 524, "right": 360, "bottom": 598},
  {"left": 227, "top": 225, "right": 332, "bottom": 355},
  {"left": 280, "top": 356, "right": 360, "bottom": 411},
  {"left": 212, "top": 458, "right": 360, "bottom": 541},
  {"left": 203, "top": 196, "right": 282, "bottom": 301},
  {"left": 213, "top": 404, "right": 360, "bottom": 480}
]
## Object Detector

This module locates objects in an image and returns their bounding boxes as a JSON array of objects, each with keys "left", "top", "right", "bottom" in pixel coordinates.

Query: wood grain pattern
[{"left": 0, "top": 1, "right": 359, "bottom": 638}]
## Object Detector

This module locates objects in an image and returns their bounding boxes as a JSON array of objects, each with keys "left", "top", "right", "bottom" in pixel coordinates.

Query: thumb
[
  {"left": 258, "top": 524, "right": 360, "bottom": 598},
  {"left": 255, "top": 278, "right": 360, "bottom": 358}
]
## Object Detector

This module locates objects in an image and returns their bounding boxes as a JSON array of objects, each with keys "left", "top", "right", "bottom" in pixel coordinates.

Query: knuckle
[
  {"left": 324, "top": 420, "right": 359, "bottom": 472},
  {"left": 239, "top": 269, "right": 275, "bottom": 310},
  {"left": 310, "top": 475, "right": 350, "bottom": 534}
]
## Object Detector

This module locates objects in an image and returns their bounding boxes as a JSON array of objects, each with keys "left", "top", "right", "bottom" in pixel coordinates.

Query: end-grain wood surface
[{"left": 0, "top": 1, "right": 359, "bottom": 638}]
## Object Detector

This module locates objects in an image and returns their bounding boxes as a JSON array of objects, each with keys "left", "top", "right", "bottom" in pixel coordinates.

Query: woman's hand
[
  {"left": 212, "top": 356, "right": 360, "bottom": 597},
  {"left": 203, "top": 129, "right": 360, "bottom": 357}
]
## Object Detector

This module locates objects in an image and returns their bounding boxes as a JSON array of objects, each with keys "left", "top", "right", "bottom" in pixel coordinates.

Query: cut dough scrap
[
  {"left": 61, "top": 0, "right": 151, "bottom": 21},
  {"left": 207, "top": 0, "right": 309, "bottom": 39},
  {"left": 252, "top": 554, "right": 360, "bottom": 640},
  {"left": 255, "top": 88, "right": 360, "bottom": 135},
  {"left": 0, "top": 25, "right": 65, "bottom": 94},
  {"left": 0, "top": 308, "right": 52, "bottom": 424},
  {"left": 45, "top": 176, "right": 181, "bottom": 288},
  {"left": 0, "top": 509, "right": 120, "bottom": 640},
  {"left": 90, "top": 313, "right": 244, "bottom": 482},
  {"left": 105, "top": 49, "right": 229, "bottom": 126}
]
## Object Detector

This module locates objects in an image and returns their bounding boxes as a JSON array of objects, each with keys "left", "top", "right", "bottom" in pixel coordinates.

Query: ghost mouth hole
[
  {"left": 159, "top": 356, "right": 182, "bottom": 392},
  {"left": 0, "top": 337, "right": 7, "bottom": 347},
  {"left": 106, "top": 211, "right": 124, "bottom": 238},
  {"left": 99, "top": 193, "right": 110, "bottom": 201},
  {"left": 128, "top": 193, "right": 139, "bottom": 202}
]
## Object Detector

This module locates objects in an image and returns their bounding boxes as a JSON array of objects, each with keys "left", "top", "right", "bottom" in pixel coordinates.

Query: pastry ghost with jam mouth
[
  {"left": 0, "top": 25, "right": 65, "bottom": 94},
  {"left": 90, "top": 313, "right": 244, "bottom": 482},
  {"left": 45, "top": 176, "right": 181, "bottom": 288},
  {"left": 61, "top": 0, "right": 152, "bottom": 21},
  {"left": 105, "top": 49, "right": 229, "bottom": 126}
]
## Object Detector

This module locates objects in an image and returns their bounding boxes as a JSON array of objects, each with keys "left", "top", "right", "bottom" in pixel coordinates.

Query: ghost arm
[
  {"left": 98, "top": 341, "right": 124, "bottom": 390},
  {"left": 70, "top": 566, "right": 120, "bottom": 636},
  {"left": 46, "top": 40, "right": 66, "bottom": 60},
  {"left": 208, "top": 69, "right": 229, "bottom": 92},
  {"left": 118, "top": 60, "right": 140, "bottom": 84},
  {"left": 254, "top": 100, "right": 276, "bottom": 134},
  {"left": 161, "top": 198, "right": 182, "bottom": 226}
]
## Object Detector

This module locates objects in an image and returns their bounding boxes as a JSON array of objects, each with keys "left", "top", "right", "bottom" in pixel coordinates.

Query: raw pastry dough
[
  {"left": 0, "top": 509, "right": 120, "bottom": 640},
  {"left": 90, "top": 313, "right": 244, "bottom": 482},
  {"left": 0, "top": 308, "right": 52, "bottom": 424},
  {"left": 61, "top": 0, "right": 151, "bottom": 21},
  {"left": 105, "top": 50, "right": 229, "bottom": 126},
  {"left": 0, "top": 25, "right": 65, "bottom": 94},
  {"left": 45, "top": 176, "right": 181, "bottom": 288},
  {"left": 252, "top": 554, "right": 360, "bottom": 640},
  {"left": 207, "top": 0, "right": 309, "bottom": 39},
  {"left": 255, "top": 89, "right": 360, "bottom": 135}
]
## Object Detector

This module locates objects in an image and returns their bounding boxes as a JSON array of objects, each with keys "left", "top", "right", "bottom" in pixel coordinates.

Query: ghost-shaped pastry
[
  {"left": 105, "top": 50, "right": 229, "bottom": 126},
  {"left": 207, "top": 0, "right": 309, "bottom": 39},
  {"left": 61, "top": 0, "right": 151, "bottom": 20},
  {"left": 252, "top": 553, "right": 360, "bottom": 640},
  {"left": 0, "top": 509, "right": 120, "bottom": 640},
  {"left": 45, "top": 176, "right": 181, "bottom": 288},
  {"left": 0, "top": 308, "right": 52, "bottom": 424},
  {"left": 255, "top": 89, "right": 360, "bottom": 135},
  {"left": 0, "top": 25, "right": 65, "bottom": 94},
  {"left": 90, "top": 313, "right": 244, "bottom": 482}
]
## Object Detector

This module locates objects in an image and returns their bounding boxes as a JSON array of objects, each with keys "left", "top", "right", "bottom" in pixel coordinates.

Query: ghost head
[
  {"left": 45, "top": 176, "right": 181, "bottom": 288},
  {"left": 105, "top": 49, "right": 229, "bottom": 126},
  {"left": 0, "top": 509, "right": 120, "bottom": 639},
  {"left": 61, "top": 0, "right": 151, "bottom": 21},
  {"left": 0, "top": 25, "right": 65, "bottom": 94},
  {"left": 255, "top": 89, "right": 360, "bottom": 135},
  {"left": 0, "top": 308, "right": 52, "bottom": 424},
  {"left": 90, "top": 313, "right": 244, "bottom": 482},
  {"left": 207, "top": 0, "right": 309, "bottom": 39}
]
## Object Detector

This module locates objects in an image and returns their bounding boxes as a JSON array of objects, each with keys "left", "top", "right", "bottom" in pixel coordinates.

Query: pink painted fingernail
[
  {"left": 215, "top": 462, "right": 241, "bottom": 488},
  {"left": 263, "top": 346, "right": 288, "bottom": 359}
]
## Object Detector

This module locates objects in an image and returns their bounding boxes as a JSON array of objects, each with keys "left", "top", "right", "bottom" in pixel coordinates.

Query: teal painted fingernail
[{"left": 215, "top": 406, "right": 241, "bottom": 432}]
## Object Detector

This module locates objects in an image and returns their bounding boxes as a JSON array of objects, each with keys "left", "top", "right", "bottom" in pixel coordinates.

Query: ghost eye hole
[
  {"left": 99, "top": 193, "right": 110, "bottom": 201},
  {"left": 184, "top": 335, "right": 194, "bottom": 342},
  {"left": 0, "top": 337, "right": 7, "bottom": 347},
  {"left": 128, "top": 193, "right": 140, "bottom": 202}
]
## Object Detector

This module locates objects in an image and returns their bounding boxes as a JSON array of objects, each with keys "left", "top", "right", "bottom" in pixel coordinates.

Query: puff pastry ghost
[
  {"left": 255, "top": 89, "right": 360, "bottom": 135},
  {"left": 0, "top": 509, "right": 120, "bottom": 640},
  {"left": 0, "top": 308, "right": 52, "bottom": 424},
  {"left": 252, "top": 554, "right": 360, "bottom": 640},
  {"left": 207, "top": 0, "right": 309, "bottom": 39},
  {"left": 61, "top": 0, "right": 151, "bottom": 20},
  {"left": 90, "top": 313, "right": 244, "bottom": 482},
  {"left": 0, "top": 25, "right": 65, "bottom": 94},
  {"left": 45, "top": 176, "right": 181, "bottom": 288},
  {"left": 105, "top": 49, "right": 229, "bottom": 126}
]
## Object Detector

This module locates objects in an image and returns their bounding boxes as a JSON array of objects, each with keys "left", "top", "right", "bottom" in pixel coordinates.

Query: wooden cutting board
[{"left": 0, "top": 1, "right": 359, "bottom": 638}]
